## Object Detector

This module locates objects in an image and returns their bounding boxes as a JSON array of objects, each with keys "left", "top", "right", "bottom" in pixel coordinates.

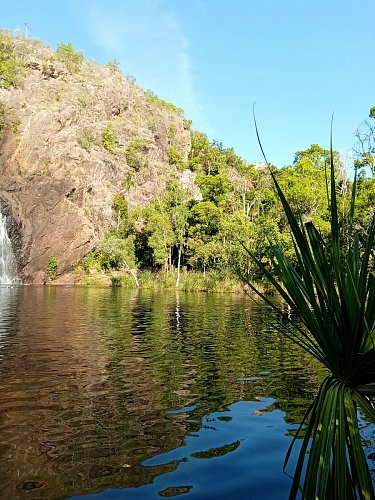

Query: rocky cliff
[{"left": 0, "top": 34, "right": 193, "bottom": 283}]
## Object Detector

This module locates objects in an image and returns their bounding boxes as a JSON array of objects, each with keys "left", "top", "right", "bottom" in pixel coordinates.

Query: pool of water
[{"left": 0, "top": 286, "right": 372, "bottom": 499}]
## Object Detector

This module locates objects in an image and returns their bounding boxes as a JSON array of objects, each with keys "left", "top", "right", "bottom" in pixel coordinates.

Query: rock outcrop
[{"left": 0, "top": 35, "right": 192, "bottom": 283}]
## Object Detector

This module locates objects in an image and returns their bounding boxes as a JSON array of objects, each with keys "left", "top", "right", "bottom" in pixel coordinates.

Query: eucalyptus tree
[
  {"left": 355, "top": 106, "right": 375, "bottom": 176},
  {"left": 162, "top": 179, "right": 191, "bottom": 286}
]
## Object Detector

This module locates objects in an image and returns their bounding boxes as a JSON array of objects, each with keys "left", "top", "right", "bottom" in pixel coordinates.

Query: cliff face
[{"left": 0, "top": 35, "right": 192, "bottom": 283}]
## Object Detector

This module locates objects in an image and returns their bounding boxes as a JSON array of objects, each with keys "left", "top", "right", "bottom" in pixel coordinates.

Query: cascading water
[{"left": 0, "top": 211, "right": 20, "bottom": 284}]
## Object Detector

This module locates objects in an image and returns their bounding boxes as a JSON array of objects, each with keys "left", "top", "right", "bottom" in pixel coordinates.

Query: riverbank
[{"left": 52, "top": 268, "right": 273, "bottom": 294}]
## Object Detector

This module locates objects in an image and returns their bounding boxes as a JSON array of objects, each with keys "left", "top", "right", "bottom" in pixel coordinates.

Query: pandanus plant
[{"left": 241, "top": 116, "right": 375, "bottom": 499}]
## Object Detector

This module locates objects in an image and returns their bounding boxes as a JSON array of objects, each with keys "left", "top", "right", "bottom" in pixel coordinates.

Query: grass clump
[
  {"left": 78, "top": 127, "right": 97, "bottom": 151},
  {"left": 240, "top": 115, "right": 375, "bottom": 499}
]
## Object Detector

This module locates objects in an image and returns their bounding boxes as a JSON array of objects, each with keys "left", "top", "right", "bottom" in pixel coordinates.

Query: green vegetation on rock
[
  {"left": 0, "top": 104, "right": 7, "bottom": 139},
  {"left": 47, "top": 256, "right": 59, "bottom": 280},
  {"left": 56, "top": 41, "right": 83, "bottom": 72},
  {"left": 125, "top": 138, "right": 149, "bottom": 170},
  {"left": 102, "top": 125, "right": 116, "bottom": 153},
  {"left": 77, "top": 127, "right": 97, "bottom": 151},
  {"left": 145, "top": 90, "right": 184, "bottom": 116},
  {"left": 81, "top": 129, "right": 375, "bottom": 291},
  {"left": 0, "top": 33, "right": 373, "bottom": 291},
  {"left": 0, "top": 32, "right": 22, "bottom": 89}
]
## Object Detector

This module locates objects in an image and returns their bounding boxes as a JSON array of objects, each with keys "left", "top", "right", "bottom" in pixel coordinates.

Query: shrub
[
  {"left": 81, "top": 252, "right": 101, "bottom": 272},
  {"left": 102, "top": 126, "right": 116, "bottom": 153},
  {"left": 77, "top": 92, "right": 93, "bottom": 113},
  {"left": 113, "top": 194, "right": 128, "bottom": 220},
  {"left": 11, "top": 118, "right": 20, "bottom": 134},
  {"left": 56, "top": 42, "right": 83, "bottom": 72},
  {"left": 125, "top": 138, "right": 149, "bottom": 171},
  {"left": 106, "top": 59, "right": 120, "bottom": 73},
  {"left": 94, "top": 234, "right": 136, "bottom": 271},
  {"left": 47, "top": 256, "right": 58, "bottom": 279},
  {"left": 122, "top": 172, "right": 136, "bottom": 191},
  {"left": 78, "top": 127, "right": 96, "bottom": 151},
  {"left": 111, "top": 273, "right": 135, "bottom": 287},
  {"left": 125, "top": 74, "right": 136, "bottom": 84},
  {"left": 167, "top": 124, "right": 177, "bottom": 145},
  {"left": 168, "top": 145, "right": 184, "bottom": 169},
  {"left": 145, "top": 90, "right": 184, "bottom": 116}
]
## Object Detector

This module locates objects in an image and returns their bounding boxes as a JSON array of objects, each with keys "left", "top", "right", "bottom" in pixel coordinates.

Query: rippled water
[{"left": 0, "top": 287, "right": 372, "bottom": 499}]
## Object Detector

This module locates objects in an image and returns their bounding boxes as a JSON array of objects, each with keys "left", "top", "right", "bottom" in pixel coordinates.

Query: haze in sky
[{"left": 2, "top": 0, "right": 374, "bottom": 167}]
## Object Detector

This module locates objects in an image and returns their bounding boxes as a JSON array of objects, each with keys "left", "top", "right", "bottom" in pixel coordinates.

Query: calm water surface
[{"left": 0, "top": 286, "right": 372, "bottom": 499}]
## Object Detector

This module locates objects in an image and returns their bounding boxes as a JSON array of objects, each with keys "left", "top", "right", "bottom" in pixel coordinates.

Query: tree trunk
[
  {"left": 176, "top": 245, "right": 182, "bottom": 288},
  {"left": 123, "top": 260, "right": 139, "bottom": 287}
]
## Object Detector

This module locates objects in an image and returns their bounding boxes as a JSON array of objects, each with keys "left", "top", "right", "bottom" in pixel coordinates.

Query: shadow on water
[{"left": 0, "top": 287, "right": 372, "bottom": 499}]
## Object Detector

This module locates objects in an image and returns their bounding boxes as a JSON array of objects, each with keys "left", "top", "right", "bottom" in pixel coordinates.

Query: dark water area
[{"left": 0, "top": 286, "right": 373, "bottom": 499}]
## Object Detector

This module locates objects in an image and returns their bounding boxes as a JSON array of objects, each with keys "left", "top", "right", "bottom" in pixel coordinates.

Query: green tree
[
  {"left": 162, "top": 179, "right": 191, "bottom": 286},
  {"left": 354, "top": 173, "right": 375, "bottom": 231},
  {"left": 196, "top": 173, "right": 230, "bottom": 205},
  {"left": 141, "top": 204, "right": 175, "bottom": 270},
  {"left": 56, "top": 41, "right": 83, "bottom": 72},
  {"left": 168, "top": 145, "right": 184, "bottom": 170},
  {"left": 113, "top": 193, "right": 128, "bottom": 233},
  {"left": 189, "top": 132, "right": 226, "bottom": 175},
  {"left": 187, "top": 201, "right": 223, "bottom": 271}
]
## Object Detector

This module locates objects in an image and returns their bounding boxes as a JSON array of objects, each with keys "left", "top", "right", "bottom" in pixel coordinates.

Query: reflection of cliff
[
  {"left": 0, "top": 288, "right": 325, "bottom": 499},
  {"left": 0, "top": 287, "right": 184, "bottom": 499},
  {"left": 0, "top": 286, "right": 21, "bottom": 357}
]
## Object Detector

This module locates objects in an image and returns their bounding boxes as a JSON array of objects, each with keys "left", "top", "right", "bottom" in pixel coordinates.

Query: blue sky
[{"left": 2, "top": 0, "right": 375, "bottom": 167}]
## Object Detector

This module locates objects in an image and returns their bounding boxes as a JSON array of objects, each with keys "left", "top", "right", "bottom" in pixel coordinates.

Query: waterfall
[{"left": 0, "top": 211, "right": 20, "bottom": 284}]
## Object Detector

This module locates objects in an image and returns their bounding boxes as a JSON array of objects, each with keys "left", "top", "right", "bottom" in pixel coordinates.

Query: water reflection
[
  {"left": 0, "top": 287, "right": 330, "bottom": 498},
  {"left": 0, "top": 285, "right": 21, "bottom": 361}
]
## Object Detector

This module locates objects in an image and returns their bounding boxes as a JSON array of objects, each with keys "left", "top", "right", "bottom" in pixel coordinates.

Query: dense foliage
[{"left": 83, "top": 124, "right": 375, "bottom": 289}]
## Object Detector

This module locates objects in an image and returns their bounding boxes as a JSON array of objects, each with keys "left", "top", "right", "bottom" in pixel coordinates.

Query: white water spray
[{"left": 0, "top": 211, "right": 20, "bottom": 284}]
